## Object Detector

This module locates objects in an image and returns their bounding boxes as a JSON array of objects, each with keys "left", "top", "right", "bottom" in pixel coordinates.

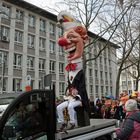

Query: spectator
[
  {"left": 94, "top": 98, "right": 102, "bottom": 118},
  {"left": 115, "top": 99, "right": 140, "bottom": 140}
]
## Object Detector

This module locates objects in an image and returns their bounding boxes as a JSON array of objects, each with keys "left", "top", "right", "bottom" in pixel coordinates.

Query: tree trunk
[
  {"left": 115, "top": 69, "right": 122, "bottom": 98},
  {"left": 135, "top": 78, "right": 139, "bottom": 91}
]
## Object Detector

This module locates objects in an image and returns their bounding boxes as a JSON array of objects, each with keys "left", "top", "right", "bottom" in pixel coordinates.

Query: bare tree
[
  {"left": 101, "top": 0, "right": 140, "bottom": 96},
  {"left": 42, "top": 0, "right": 140, "bottom": 96}
]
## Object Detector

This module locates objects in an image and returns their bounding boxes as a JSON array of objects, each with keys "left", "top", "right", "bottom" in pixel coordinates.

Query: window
[
  {"left": 89, "top": 85, "right": 93, "bottom": 94},
  {"left": 99, "top": 56, "right": 102, "bottom": 63},
  {"left": 133, "top": 71, "right": 136, "bottom": 76},
  {"left": 58, "top": 27, "right": 63, "bottom": 37},
  {"left": 110, "top": 87, "right": 112, "bottom": 93},
  {"left": 95, "top": 70, "right": 98, "bottom": 78},
  {"left": 1, "top": 4, "right": 10, "bottom": 19},
  {"left": 89, "top": 53, "right": 92, "bottom": 59},
  {"left": 109, "top": 73, "right": 112, "bottom": 79},
  {"left": 59, "top": 46, "right": 64, "bottom": 55},
  {"left": 133, "top": 80, "right": 136, "bottom": 85},
  {"left": 15, "top": 30, "right": 23, "bottom": 43},
  {"left": 39, "top": 59, "right": 45, "bottom": 71},
  {"left": 28, "top": 14, "right": 35, "bottom": 27},
  {"left": 105, "top": 72, "right": 108, "bottom": 80},
  {"left": 59, "top": 82, "right": 65, "bottom": 95},
  {"left": 50, "top": 23, "right": 55, "bottom": 35},
  {"left": 122, "top": 81, "right": 126, "bottom": 86},
  {"left": 106, "top": 86, "right": 108, "bottom": 93},
  {"left": 13, "top": 78, "right": 22, "bottom": 91},
  {"left": 27, "top": 56, "right": 34, "bottom": 70},
  {"left": 3, "top": 101, "right": 46, "bottom": 139},
  {"left": 49, "top": 60, "right": 55, "bottom": 73},
  {"left": 39, "top": 38, "right": 46, "bottom": 51},
  {"left": 128, "top": 81, "right": 131, "bottom": 85},
  {"left": 0, "top": 51, "right": 7, "bottom": 64},
  {"left": 100, "top": 71, "right": 103, "bottom": 79},
  {"left": 40, "top": 19, "right": 46, "bottom": 32},
  {"left": 16, "top": 9, "right": 24, "bottom": 21},
  {"left": 95, "top": 85, "right": 98, "bottom": 93},
  {"left": 89, "top": 68, "right": 92, "bottom": 77},
  {"left": 59, "top": 62, "right": 64, "bottom": 74},
  {"left": 1, "top": 26, "right": 9, "bottom": 41},
  {"left": 14, "top": 53, "right": 22, "bottom": 69},
  {"left": 104, "top": 50, "right": 107, "bottom": 57},
  {"left": 49, "top": 40, "right": 55, "bottom": 53},
  {"left": 94, "top": 59, "right": 97, "bottom": 66},
  {"left": 101, "top": 86, "right": 104, "bottom": 93},
  {"left": 109, "top": 60, "right": 111, "bottom": 65},
  {"left": 104, "top": 58, "right": 107, "bottom": 65},
  {"left": 94, "top": 48, "right": 97, "bottom": 56},
  {"left": 28, "top": 34, "right": 34, "bottom": 48}
]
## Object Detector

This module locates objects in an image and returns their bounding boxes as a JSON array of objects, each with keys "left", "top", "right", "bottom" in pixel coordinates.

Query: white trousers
[{"left": 57, "top": 99, "right": 81, "bottom": 124}]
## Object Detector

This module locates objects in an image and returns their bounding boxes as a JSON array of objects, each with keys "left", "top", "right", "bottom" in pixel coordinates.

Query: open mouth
[{"left": 65, "top": 46, "right": 76, "bottom": 54}]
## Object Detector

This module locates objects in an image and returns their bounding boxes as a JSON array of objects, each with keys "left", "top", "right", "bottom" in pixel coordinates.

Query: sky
[
  {"left": 24, "top": 0, "right": 61, "bottom": 12},
  {"left": 25, "top": 0, "right": 56, "bottom": 7}
]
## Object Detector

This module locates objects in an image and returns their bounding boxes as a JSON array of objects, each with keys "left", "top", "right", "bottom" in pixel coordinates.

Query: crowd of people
[
  {"left": 56, "top": 89, "right": 140, "bottom": 139},
  {"left": 90, "top": 90, "right": 140, "bottom": 140}
]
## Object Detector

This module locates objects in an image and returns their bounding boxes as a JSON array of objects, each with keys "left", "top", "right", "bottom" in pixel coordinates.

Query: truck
[{"left": 0, "top": 87, "right": 117, "bottom": 140}]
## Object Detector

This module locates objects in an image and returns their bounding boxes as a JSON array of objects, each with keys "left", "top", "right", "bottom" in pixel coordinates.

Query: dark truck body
[
  {"left": 57, "top": 119, "right": 116, "bottom": 140},
  {"left": 0, "top": 89, "right": 116, "bottom": 140}
]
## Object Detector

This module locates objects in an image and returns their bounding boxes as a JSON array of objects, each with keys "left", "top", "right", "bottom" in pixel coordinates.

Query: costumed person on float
[
  {"left": 57, "top": 86, "right": 82, "bottom": 131},
  {"left": 57, "top": 11, "right": 90, "bottom": 129}
]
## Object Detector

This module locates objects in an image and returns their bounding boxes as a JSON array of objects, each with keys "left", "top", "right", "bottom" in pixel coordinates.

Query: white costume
[{"left": 57, "top": 88, "right": 81, "bottom": 125}]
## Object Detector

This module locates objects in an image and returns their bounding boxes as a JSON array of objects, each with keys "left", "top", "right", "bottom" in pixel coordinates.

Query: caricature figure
[
  {"left": 57, "top": 86, "right": 82, "bottom": 130},
  {"left": 57, "top": 11, "right": 90, "bottom": 116}
]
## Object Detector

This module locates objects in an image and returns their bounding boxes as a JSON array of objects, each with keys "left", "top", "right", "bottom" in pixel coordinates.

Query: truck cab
[
  {"left": 0, "top": 88, "right": 116, "bottom": 140},
  {"left": 0, "top": 89, "right": 56, "bottom": 140}
]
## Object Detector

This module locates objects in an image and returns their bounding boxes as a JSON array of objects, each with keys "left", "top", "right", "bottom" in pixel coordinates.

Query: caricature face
[{"left": 58, "top": 26, "right": 88, "bottom": 62}]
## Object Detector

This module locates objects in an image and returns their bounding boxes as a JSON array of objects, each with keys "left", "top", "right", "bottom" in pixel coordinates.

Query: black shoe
[
  {"left": 59, "top": 123, "right": 67, "bottom": 131},
  {"left": 68, "top": 123, "right": 75, "bottom": 130}
]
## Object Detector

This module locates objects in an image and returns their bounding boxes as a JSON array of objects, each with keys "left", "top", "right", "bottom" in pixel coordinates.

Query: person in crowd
[
  {"left": 103, "top": 96, "right": 112, "bottom": 118},
  {"left": 57, "top": 85, "right": 82, "bottom": 131},
  {"left": 94, "top": 98, "right": 103, "bottom": 118},
  {"left": 115, "top": 99, "right": 140, "bottom": 140},
  {"left": 130, "top": 91, "right": 140, "bottom": 109},
  {"left": 130, "top": 91, "right": 138, "bottom": 100}
]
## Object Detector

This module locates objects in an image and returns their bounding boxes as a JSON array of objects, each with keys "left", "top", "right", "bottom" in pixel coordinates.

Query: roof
[
  {"left": 88, "top": 31, "right": 120, "bottom": 49},
  {"left": 5, "top": 0, "right": 57, "bottom": 22},
  {"left": 5, "top": 0, "right": 120, "bottom": 49}
]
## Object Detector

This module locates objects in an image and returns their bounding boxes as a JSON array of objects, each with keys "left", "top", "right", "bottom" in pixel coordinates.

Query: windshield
[{"left": 0, "top": 98, "right": 15, "bottom": 105}]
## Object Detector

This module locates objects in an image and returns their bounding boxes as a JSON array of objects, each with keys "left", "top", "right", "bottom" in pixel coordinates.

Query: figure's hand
[
  {"left": 63, "top": 95, "right": 69, "bottom": 100},
  {"left": 114, "top": 127, "right": 120, "bottom": 131}
]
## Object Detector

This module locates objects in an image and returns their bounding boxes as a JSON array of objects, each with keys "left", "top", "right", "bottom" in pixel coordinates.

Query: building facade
[
  {"left": 119, "top": 63, "right": 140, "bottom": 95},
  {"left": 0, "top": 0, "right": 118, "bottom": 100}
]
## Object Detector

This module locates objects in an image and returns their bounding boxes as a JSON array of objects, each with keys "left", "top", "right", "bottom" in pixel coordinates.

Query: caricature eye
[{"left": 68, "top": 35, "right": 73, "bottom": 40}]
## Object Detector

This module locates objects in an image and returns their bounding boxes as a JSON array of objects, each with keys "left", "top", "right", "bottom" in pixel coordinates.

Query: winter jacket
[{"left": 116, "top": 111, "right": 140, "bottom": 140}]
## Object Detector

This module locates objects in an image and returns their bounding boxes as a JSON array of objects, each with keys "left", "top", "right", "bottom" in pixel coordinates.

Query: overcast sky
[{"left": 24, "top": 0, "right": 61, "bottom": 10}]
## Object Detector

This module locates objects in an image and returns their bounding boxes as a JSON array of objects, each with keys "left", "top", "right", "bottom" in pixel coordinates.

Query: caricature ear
[{"left": 83, "top": 35, "right": 89, "bottom": 44}]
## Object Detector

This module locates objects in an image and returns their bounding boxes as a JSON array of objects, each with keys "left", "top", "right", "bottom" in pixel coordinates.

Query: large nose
[{"left": 58, "top": 37, "right": 69, "bottom": 47}]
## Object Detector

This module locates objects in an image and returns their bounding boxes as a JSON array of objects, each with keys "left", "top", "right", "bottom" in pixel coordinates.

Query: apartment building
[
  {"left": 0, "top": 0, "right": 118, "bottom": 100},
  {"left": 119, "top": 63, "right": 140, "bottom": 94}
]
